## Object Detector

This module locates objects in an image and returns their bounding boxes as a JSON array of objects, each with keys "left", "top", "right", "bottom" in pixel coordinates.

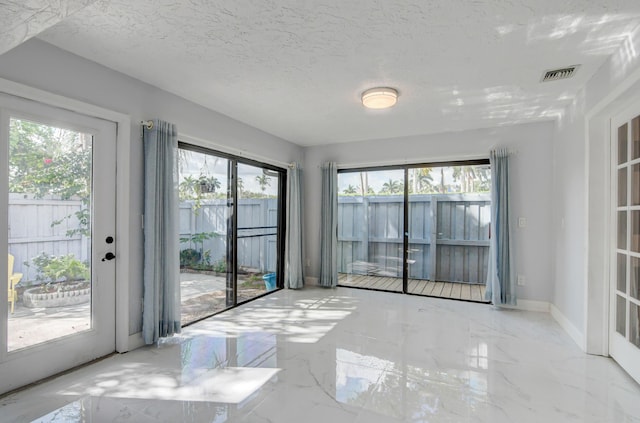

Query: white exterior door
[
  {"left": 0, "top": 93, "right": 116, "bottom": 394},
  {"left": 610, "top": 101, "right": 640, "bottom": 385}
]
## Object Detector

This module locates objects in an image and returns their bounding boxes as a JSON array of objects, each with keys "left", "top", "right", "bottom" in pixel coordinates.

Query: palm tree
[
  {"left": 255, "top": 174, "right": 271, "bottom": 192},
  {"left": 343, "top": 184, "right": 358, "bottom": 195},
  {"left": 381, "top": 179, "right": 403, "bottom": 194},
  {"left": 411, "top": 168, "right": 434, "bottom": 193},
  {"left": 237, "top": 177, "right": 244, "bottom": 194},
  {"left": 452, "top": 166, "right": 477, "bottom": 193}
]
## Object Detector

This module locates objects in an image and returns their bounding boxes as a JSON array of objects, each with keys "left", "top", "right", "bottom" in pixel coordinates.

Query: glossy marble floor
[{"left": 1, "top": 287, "right": 640, "bottom": 422}]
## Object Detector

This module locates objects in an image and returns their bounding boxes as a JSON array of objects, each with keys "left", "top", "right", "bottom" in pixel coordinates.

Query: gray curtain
[
  {"left": 320, "top": 162, "right": 338, "bottom": 287},
  {"left": 286, "top": 163, "right": 305, "bottom": 289},
  {"left": 485, "top": 149, "right": 516, "bottom": 305},
  {"left": 142, "top": 119, "right": 181, "bottom": 344}
]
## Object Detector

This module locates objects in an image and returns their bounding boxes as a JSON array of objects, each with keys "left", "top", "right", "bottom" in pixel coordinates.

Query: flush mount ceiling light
[{"left": 361, "top": 87, "right": 398, "bottom": 109}]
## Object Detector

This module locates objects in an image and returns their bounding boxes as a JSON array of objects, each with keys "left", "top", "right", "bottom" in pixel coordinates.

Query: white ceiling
[
  {"left": 0, "top": 0, "right": 98, "bottom": 55},
  {"left": 37, "top": 0, "right": 640, "bottom": 146}
]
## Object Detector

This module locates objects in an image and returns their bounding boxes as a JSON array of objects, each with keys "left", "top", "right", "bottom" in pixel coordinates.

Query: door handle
[{"left": 102, "top": 252, "right": 116, "bottom": 262}]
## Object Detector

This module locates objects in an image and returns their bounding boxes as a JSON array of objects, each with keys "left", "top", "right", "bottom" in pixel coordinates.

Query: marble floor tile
[{"left": 1, "top": 287, "right": 639, "bottom": 422}]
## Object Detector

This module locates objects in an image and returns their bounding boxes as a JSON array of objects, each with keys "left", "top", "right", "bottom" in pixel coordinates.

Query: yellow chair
[{"left": 8, "top": 254, "right": 22, "bottom": 314}]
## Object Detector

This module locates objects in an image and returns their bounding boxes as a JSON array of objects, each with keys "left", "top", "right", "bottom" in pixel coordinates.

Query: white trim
[
  {"left": 582, "top": 66, "right": 640, "bottom": 357},
  {"left": 0, "top": 77, "right": 132, "bottom": 354},
  {"left": 179, "top": 132, "right": 292, "bottom": 169},
  {"left": 128, "top": 333, "right": 146, "bottom": 351},
  {"left": 500, "top": 299, "right": 550, "bottom": 313},
  {"left": 585, "top": 62, "right": 640, "bottom": 121},
  {"left": 551, "top": 303, "right": 587, "bottom": 352},
  {"left": 115, "top": 117, "right": 131, "bottom": 353}
]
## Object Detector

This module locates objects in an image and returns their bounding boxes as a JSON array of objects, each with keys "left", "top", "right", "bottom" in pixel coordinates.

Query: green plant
[
  {"left": 24, "top": 253, "right": 89, "bottom": 293},
  {"left": 44, "top": 254, "right": 89, "bottom": 282},
  {"left": 180, "top": 248, "right": 201, "bottom": 267},
  {"left": 212, "top": 258, "right": 226, "bottom": 273},
  {"left": 180, "top": 232, "right": 218, "bottom": 257}
]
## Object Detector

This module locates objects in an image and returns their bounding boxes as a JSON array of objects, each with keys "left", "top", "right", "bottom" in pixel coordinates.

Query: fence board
[{"left": 338, "top": 194, "right": 490, "bottom": 284}]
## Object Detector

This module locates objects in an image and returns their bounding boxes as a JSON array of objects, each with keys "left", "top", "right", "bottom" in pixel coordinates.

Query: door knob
[{"left": 102, "top": 252, "right": 116, "bottom": 261}]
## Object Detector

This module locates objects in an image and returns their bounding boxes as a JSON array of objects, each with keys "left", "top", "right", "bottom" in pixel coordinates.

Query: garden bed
[{"left": 23, "top": 282, "right": 90, "bottom": 308}]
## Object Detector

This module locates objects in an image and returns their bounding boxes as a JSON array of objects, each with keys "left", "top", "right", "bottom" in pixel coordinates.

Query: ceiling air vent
[{"left": 541, "top": 65, "right": 579, "bottom": 82}]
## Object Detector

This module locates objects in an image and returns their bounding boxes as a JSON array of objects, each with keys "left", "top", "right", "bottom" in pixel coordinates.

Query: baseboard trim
[
  {"left": 305, "top": 276, "right": 319, "bottom": 286},
  {"left": 550, "top": 304, "right": 586, "bottom": 351},
  {"left": 500, "top": 299, "right": 550, "bottom": 312}
]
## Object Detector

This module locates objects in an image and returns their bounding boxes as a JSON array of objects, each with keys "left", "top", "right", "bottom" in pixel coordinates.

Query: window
[
  {"left": 177, "top": 144, "right": 285, "bottom": 324},
  {"left": 337, "top": 160, "right": 490, "bottom": 302}
]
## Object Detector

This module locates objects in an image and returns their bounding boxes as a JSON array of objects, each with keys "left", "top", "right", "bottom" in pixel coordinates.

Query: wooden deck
[{"left": 338, "top": 273, "right": 488, "bottom": 303}]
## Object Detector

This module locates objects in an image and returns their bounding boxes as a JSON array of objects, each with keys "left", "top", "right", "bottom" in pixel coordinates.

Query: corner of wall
[{"left": 550, "top": 303, "right": 587, "bottom": 352}]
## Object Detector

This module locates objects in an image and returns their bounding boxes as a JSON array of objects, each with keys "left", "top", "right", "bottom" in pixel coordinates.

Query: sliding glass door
[
  {"left": 337, "top": 168, "right": 404, "bottom": 292},
  {"left": 237, "top": 163, "right": 281, "bottom": 303},
  {"left": 178, "top": 144, "right": 285, "bottom": 325},
  {"left": 406, "top": 164, "right": 490, "bottom": 301},
  {"left": 337, "top": 161, "right": 490, "bottom": 303}
]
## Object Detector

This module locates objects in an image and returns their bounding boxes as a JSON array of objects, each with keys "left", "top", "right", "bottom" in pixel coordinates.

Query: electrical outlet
[{"left": 517, "top": 275, "right": 526, "bottom": 286}]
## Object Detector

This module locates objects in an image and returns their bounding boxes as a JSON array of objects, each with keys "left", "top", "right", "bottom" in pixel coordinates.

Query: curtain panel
[
  {"left": 485, "top": 148, "right": 516, "bottom": 306},
  {"left": 286, "top": 163, "right": 305, "bottom": 289},
  {"left": 142, "top": 119, "right": 181, "bottom": 344},
  {"left": 319, "top": 162, "right": 338, "bottom": 287}
]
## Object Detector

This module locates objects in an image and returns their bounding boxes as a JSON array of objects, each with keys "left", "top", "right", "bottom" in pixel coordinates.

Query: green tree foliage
[
  {"left": 179, "top": 174, "right": 222, "bottom": 210},
  {"left": 255, "top": 174, "right": 271, "bottom": 192},
  {"left": 9, "top": 118, "right": 91, "bottom": 200},
  {"left": 452, "top": 165, "right": 490, "bottom": 193},
  {"left": 342, "top": 184, "right": 358, "bottom": 195},
  {"left": 9, "top": 118, "right": 92, "bottom": 236},
  {"left": 380, "top": 179, "right": 403, "bottom": 194}
]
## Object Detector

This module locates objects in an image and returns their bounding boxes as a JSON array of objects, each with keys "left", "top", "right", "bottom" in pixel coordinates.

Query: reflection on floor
[
  {"left": 7, "top": 273, "right": 270, "bottom": 350},
  {"left": 1, "top": 287, "right": 639, "bottom": 422},
  {"left": 338, "top": 273, "right": 488, "bottom": 302}
]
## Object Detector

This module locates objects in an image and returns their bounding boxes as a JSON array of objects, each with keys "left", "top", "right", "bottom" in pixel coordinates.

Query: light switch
[{"left": 518, "top": 217, "right": 527, "bottom": 228}]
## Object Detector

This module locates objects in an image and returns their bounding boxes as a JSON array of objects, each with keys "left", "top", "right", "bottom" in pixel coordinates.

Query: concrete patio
[{"left": 7, "top": 272, "right": 269, "bottom": 351}]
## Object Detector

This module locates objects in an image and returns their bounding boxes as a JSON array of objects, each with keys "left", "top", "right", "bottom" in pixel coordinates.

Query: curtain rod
[
  {"left": 141, "top": 122, "right": 298, "bottom": 169},
  {"left": 140, "top": 120, "right": 153, "bottom": 130}
]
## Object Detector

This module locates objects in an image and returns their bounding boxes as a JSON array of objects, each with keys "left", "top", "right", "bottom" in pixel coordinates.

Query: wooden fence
[
  {"left": 8, "top": 196, "right": 278, "bottom": 281},
  {"left": 179, "top": 198, "right": 278, "bottom": 272},
  {"left": 8, "top": 194, "right": 88, "bottom": 282},
  {"left": 338, "top": 194, "right": 491, "bottom": 284}
]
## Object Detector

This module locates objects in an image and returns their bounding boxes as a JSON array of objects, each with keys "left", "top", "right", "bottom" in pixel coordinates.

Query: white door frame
[
  {"left": 609, "top": 101, "right": 640, "bottom": 384},
  {"left": 0, "top": 78, "right": 131, "bottom": 354},
  {"left": 585, "top": 66, "right": 640, "bottom": 357}
]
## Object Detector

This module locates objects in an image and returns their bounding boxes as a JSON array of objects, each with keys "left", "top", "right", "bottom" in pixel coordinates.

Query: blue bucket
[{"left": 262, "top": 273, "right": 277, "bottom": 291}]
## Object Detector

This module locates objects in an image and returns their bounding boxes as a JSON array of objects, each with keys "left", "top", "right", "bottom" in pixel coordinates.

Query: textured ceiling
[
  {"left": 0, "top": 0, "right": 97, "bottom": 56},
  {"left": 37, "top": 0, "right": 640, "bottom": 146}
]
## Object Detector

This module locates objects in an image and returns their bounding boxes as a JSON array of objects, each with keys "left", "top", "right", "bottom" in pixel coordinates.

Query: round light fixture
[{"left": 361, "top": 87, "right": 398, "bottom": 109}]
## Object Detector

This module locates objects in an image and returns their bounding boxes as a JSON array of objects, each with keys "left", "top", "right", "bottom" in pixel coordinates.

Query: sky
[{"left": 179, "top": 149, "right": 279, "bottom": 196}]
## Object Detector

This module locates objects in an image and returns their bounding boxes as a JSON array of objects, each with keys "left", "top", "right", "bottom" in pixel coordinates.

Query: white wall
[
  {"left": 552, "top": 24, "right": 640, "bottom": 353},
  {"left": 304, "top": 121, "right": 555, "bottom": 303},
  {"left": 0, "top": 39, "right": 304, "bottom": 341},
  {"left": 551, "top": 89, "right": 587, "bottom": 340}
]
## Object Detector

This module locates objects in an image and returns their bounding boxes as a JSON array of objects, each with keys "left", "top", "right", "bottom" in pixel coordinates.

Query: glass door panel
[
  {"left": 611, "top": 110, "right": 640, "bottom": 384},
  {"left": 236, "top": 163, "right": 280, "bottom": 303},
  {"left": 337, "top": 169, "right": 404, "bottom": 292},
  {"left": 1, "top": 93, "right": 116, "bottom": 395},
  {"left": 7, "top": 117, "right": 93, "bottom": 351},
  {"left": 177, "top": 145, "right": 284, "bottom": 323},
  {"left": 178, "top": 149, "right": 232, "bottom": 325},
  {"left": 407, "top": 165, "right": 490, "bottom": 302}
]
